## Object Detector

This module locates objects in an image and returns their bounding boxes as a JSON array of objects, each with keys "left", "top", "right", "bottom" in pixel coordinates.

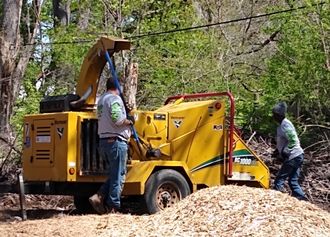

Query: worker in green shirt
[
  {"left": 272, "top": 102, "right": 307, "bottom": 200},
  {"left": 89, "top": 77, "right": 133, "bottom": 214}
]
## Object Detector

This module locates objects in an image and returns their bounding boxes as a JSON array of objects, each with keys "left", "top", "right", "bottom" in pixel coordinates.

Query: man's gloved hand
[
  {"left": 281, "top": 147, "right": 290, "bottom": 160},
  {"left": 272, "top": 149, "right": 284, "bottom": 162},
  {"left": 126, "top": 115, "right": 135, "bottom": 125}
]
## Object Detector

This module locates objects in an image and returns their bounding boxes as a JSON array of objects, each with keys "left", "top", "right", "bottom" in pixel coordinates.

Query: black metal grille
[
  {"left": 35, "top": 149, "right": 51, "bottom": 160},
  {"left": 80, "top": 119, "right": 108, "bottom": 175}
]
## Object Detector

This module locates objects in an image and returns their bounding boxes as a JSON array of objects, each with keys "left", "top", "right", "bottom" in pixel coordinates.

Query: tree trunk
[
  {"left": 13, "top": 1, "right": 42, "bottom": 109},
  {"left": 0, "top": 0, "right": 23, "bottom": 135},
  {"left": 78, "top": 5, "right": 90, "bottom": 30},
  {"left": 52, "top": 0, "right": 71, "bottom": 26},
  {"left": 123, "top": 62, "right": 138, "bottom": 109},
  {"left": 104, "top": 1, "right": 137, "bottom": 110},
  {"left": 0, "top": 1, "right": 42, "bottom": 136}
]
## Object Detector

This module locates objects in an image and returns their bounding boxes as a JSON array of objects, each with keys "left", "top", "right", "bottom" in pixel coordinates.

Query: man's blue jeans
[
  {"left": 274, "top": 154, "right": 306, "bottom": 200},
  {"left": 98, "top": 139, "right": 128, "bottom": 209}
]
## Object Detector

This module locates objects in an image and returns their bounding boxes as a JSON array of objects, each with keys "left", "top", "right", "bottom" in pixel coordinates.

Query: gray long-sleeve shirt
[
  {"left": 97, "top": 92, "right": 131, "bottom": 140},
  {"left": 276, "top": 118, "right": 304, "bottom": 160}
]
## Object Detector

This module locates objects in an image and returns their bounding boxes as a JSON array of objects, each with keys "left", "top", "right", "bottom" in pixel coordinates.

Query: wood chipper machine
[{"left": 21, "top": 36, "right": 270, "bottom": 214}]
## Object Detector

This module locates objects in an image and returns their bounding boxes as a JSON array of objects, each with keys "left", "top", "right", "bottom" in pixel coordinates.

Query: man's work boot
[{"left": 89, "top": 193, "right": 106, "bottom": 214}]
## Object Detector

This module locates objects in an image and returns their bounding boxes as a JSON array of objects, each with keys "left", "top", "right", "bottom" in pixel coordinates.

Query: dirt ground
[
  {"left": 0, "top": 194, "right": 146, "bottom": 221},
  {"left": 0, "top": 194, "right": 149, "bottom": 236}
]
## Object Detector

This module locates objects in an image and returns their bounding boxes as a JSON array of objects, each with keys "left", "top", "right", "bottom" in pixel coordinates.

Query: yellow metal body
[
  {"left": 23, "top": 99, "right": 270, "bottom": 195},
  {"left": 22, "top": 37, "right": 270, "bottom": 197},
  {"left": 127, "top": 99, "right": 270, "bottom": 193},
  {"left": 23, "top": 112, "right": 100, "bottom": 182}
]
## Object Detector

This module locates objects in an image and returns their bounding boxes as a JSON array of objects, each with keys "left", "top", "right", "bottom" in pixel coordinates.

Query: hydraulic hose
[{"left": 103, "top": 50, "right": 143, "bottom": 155}]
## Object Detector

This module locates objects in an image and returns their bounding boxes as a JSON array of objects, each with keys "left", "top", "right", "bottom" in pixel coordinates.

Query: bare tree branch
[
  {"left": 0, "top": 136, "right": 22, "bottom": 155},
  {"left": 237, "top": 30, "right": 280, "bottom": 55},
  {"left": 303, "top": 124, "right": 330, "bottom": 130}
]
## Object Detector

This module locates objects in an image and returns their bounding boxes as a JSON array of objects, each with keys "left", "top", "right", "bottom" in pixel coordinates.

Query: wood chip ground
[{"left": 1, "top": 185, "right": 329, "bottom": 237}]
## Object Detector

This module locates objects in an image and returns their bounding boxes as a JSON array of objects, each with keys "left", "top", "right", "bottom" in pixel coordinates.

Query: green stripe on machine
[{"left": 191, "top": 149, "right": 252, "bottom": 172}]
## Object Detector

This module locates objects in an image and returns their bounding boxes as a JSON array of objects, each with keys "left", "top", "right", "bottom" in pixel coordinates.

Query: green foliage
[
  {"left": 251, "top": 1, "right": 330, "bottom": 138},
  {"left": 122, "top": 1, "right": 231, "bottom": 108},
  {"left": 12, "top": 0, "right": 330, "bottom": 145},
  {"left": 11, "top": 62, "right": 43, "bottom": 143},
  {"left": 46, "top": 27, "right": 93, "bottom": 94}
]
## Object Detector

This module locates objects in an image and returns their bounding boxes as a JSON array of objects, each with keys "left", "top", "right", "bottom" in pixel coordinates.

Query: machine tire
[
  {"left": 144, "top": 169, "right": 191, "bottom": 214},
  {"left": 73, "top": 195, "right": 93, "bottom": 213}
]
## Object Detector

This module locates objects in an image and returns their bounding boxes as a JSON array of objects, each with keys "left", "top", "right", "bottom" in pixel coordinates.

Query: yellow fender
[{"left": 122, "top": 160, "right": 195, "bottom": 195}]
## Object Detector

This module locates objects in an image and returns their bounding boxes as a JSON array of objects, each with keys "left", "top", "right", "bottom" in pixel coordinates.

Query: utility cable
[
  {"left": 128, "top": 2, "right": 326, "bottom": 39},
  {"left": 23, "top": 2, "right": 326, "bottom": 46}
]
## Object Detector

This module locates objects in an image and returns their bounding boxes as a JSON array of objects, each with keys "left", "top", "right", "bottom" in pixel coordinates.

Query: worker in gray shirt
[
  {"left": 272, "top": 102, "right": 307, "bottom": 200},
  {"left": 89, "top": 77, "right": 133, "bottom": 214}
]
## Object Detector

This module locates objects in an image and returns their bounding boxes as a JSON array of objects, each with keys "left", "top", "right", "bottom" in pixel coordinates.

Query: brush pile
[
  {"left": 1, "top": 185, "right": 329, "bottom": 237},
  {"left": 248, "top": 136, "right": 330, "bottom": 210}
]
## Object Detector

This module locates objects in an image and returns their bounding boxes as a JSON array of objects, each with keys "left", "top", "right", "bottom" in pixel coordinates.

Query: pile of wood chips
[{"left": 1, "top": 185, "right": 329, "bottom": 237}]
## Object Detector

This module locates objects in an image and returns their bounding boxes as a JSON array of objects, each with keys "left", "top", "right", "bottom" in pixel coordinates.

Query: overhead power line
[
  {"left": 40, "top": 39, "right": 93, "bottom": 45},
  {"left": 24, "top": 39, "right": 94, "bottom": 46},
  {"left": 24, "top": 2, "right": 326, "bottom": 46},
  {"left": 128, "top": 2, "right": 326, "bottom": 39}
]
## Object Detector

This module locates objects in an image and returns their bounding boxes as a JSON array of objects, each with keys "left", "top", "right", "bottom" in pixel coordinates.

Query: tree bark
[
  {"left": 78, "top": 4, "right": 90, "bottom": 30},
  {"left": 52, "top": 0, "right": 70, "bottom": 26},
  {"left": 103, "top": 1, "right": 137, "bottom": 109},
  {"left": 0, "top": 1, "right": 42, "bottom": 136},
  {"left": 0, "top": 0, "right": 23, "bottom": 135},
  {"left": 123, "top": 62, "right": 138, "bottom": 109}
]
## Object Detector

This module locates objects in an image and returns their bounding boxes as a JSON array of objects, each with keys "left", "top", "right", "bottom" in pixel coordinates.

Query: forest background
[{"left": 0, "top": 0, "right": 329, "bottom": 207}]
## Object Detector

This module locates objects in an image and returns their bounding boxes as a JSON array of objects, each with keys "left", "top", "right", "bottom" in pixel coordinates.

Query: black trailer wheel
[
  {"left": 73, "top": 195, "right": 93, "bottom": 213},
  {"left": 144, "top": 169, "right": 191, "bottom": 214}
]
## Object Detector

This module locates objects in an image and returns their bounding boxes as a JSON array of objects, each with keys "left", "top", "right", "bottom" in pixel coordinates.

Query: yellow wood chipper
[{"left": 22, "top": 37, "right": 270, "bottom": 213}]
